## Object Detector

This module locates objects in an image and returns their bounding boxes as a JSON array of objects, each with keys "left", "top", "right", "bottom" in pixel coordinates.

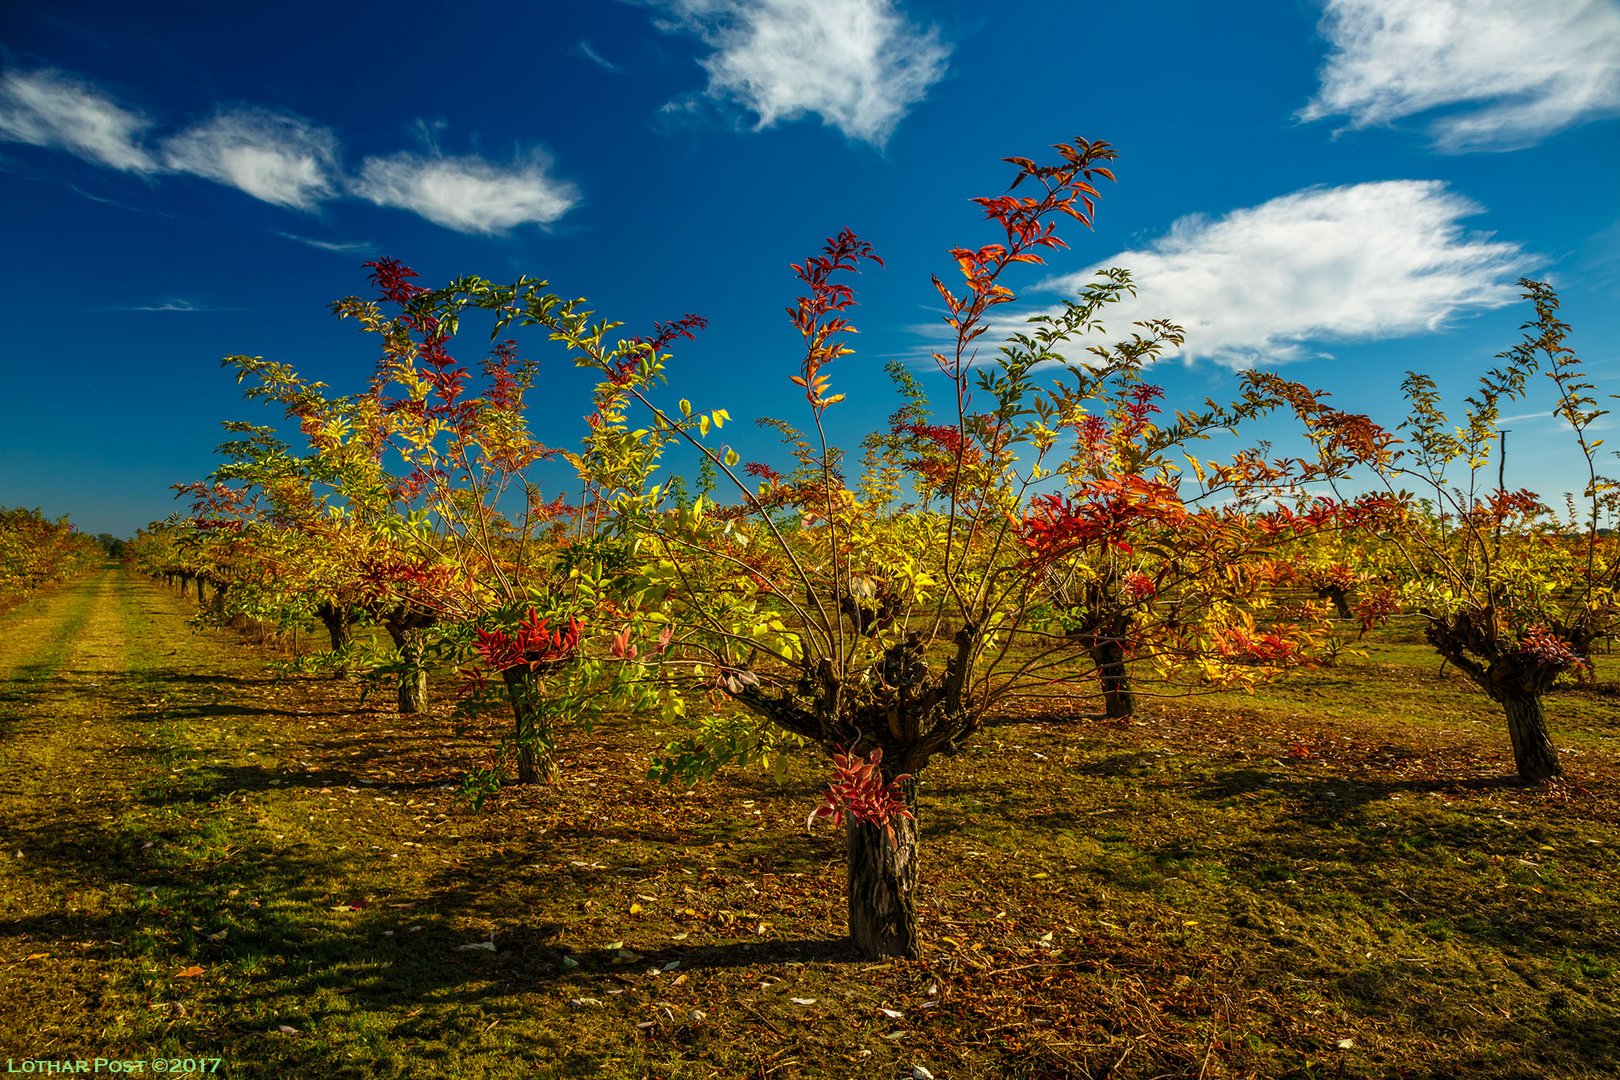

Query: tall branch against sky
[
  {"left": 652, "top": 0, "right": 951, "bottom": 144},
  {"left": 1301, "top": 0, "right": 1620, "bottom": 150}
]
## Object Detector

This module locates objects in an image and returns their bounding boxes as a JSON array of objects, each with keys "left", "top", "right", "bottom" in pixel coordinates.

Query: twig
[
  {"left": 739, "top": 1001, "right": 786, "bottom": 1037},
  {"left": 983, "top": 960, "right": 1090, "bottom": 978}
]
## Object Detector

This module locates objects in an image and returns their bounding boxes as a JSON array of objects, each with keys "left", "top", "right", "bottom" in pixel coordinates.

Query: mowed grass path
[{"left": 2, "top": 568, "right": 1619, "bottom": 1078}]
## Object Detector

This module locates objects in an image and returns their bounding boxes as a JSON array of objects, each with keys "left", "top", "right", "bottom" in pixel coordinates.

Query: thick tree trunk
[
  {"left": 1090, "top": 638, "right": 1135, "bottom": 719},
  {"left": 1501, "top": 690, "right": 1563, "bottom": 782},
  {"left": 379, "top": 608, "right": 430, "bottom": 718},
  {"left": 315, "top": 602, "right": 354, "bottom": 676},
  {"left": 504, "top": 667, "right": 557, "bottom": 785},
  {"left": 845, "top": 777, "right": 920, "bottom": 959},
  {"left": 316, "top": 603, "right": 352, "bottom": 652},
  {"left": 397, "top": 639, "right": 428, "bottom": 714},
  {"left": 1319, "top": 585, "right": 1353, "bottom": 621},
  {"left": 383, "top": 621, "right": 429, "bottom": 715}
]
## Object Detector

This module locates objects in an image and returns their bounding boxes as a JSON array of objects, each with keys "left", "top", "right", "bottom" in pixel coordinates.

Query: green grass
[{"left": 1, "top": 572, "right": 1617, "bottom": 1077}]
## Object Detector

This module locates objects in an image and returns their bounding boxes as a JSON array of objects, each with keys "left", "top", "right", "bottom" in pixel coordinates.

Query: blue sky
[{"left": 2, "top": 0, "right": 1617, "bottom": 537}]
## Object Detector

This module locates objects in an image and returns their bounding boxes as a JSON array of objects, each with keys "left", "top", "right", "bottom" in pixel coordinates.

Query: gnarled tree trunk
[
  {"left": 315, "top": 601, "right": 357, "bottom": 676},
  {"left": 503, "top": 667, "right": 558, "bottom": 785},
  {"left": 1088, "top": 636, "right": 1135, "bottom": 719},
  {"left": 845, "top": 776, "right": 919, "bottom": 958},
  {"left": 1317, "top": 585, "right": 1353, "bottom": 621},
  {"left": 1500, "top": 689, "right": 1562, "bottom": 782},
  {"left": 1427, "top": 615, "right": 1569, "bottom": 784},
  {"left": 381, "top": 609, "right": 433, "bottom": 715}
]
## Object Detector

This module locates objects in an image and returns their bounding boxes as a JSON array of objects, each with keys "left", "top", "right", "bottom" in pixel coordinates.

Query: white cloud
[
  {"left": 654, "top": 0, "right": 949, "bottom": 145},
  {"left": 1035, "top": 181, "right": 1527, "bottom": 368},
  {"left": 351, "top": 151, "right": 579, "bottom": 234},
  {"left": 162, "top": 108, "right": 339, "bottom": 209},
  {"left": 0, "top": 68, "right": 155, "bottom": 171},
  {"left": 1301, "top": 0, "right": 1620, "bottom": 150}
]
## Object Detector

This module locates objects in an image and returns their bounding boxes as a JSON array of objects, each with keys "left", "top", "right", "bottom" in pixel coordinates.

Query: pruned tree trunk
[
  {"left": 383, "top": 620, "right": 429, "bottom": 714},
  {"left": 397, "top": 638, "right": 428, "bottom": 714},
  {"left": 1090, "top": 637, "right": 1135, "bottom": 719},
  {"left": 845, "top": 777, "right": 920, "bottom": 959},
  {"left": 380, "top": 605, "right": 435, "bottom": 715},
  {"left": 1318, "top": 585, "right": 1353, "bottom": 621},
  {"left": 1501, "top": 690, "right": 1562, "bottom": 783},
  {"left": 315, "top": 601, "right": 356, "bottom": 676},
  {"left": 503, "top": 667, "right": 558, "bottom": 785}
]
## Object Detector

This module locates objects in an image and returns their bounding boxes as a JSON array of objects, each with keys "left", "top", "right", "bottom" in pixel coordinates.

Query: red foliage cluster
[
  {"left": 1316, "top": 564, "right": 1358, "bottom": 591},
  {"left": 1256, "top": 493, "right": 1405, "bottom": 538},
  {"left": 1123, "top": 571, "right": 1157, "bottom": 600},
  {"left": 744, "top": 461, "right": 783, "bottom": 484},
  {"left": 357, "top": 553, "right": 460, "bottom": 599},
  {"left": 1516, "top": 624, "right": 1589, "bottom": 673},
  {"left": 807, "top": 747, "right": 914, "bottom": 844},
  {"left": 1354, "top": 585, "right": 1402, "bottom": 632},
  {"left": 391, "top": 466, "right": 447, "bottom": 503},
  {"left": 473, "top": 609, "right": 583, "bottom": 673},
  {"left": 483, "top": 340, "right": 523, "bottom": 411},
  {"left": 1214, "top": 625, "right": 1314, "bottom": 667},
  {"left": 1020, "top": 476, "right": 1185, "bottom": 560},
  {"left": 1477, "top": 489, "right": 1546, "bottom": 523},
  {"left": 892, "top": 420, "right": 982, "bottom": 495}
]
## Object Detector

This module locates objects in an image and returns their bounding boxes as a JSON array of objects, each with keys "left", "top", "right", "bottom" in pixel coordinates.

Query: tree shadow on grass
[{"left": 1191, "top": 765, "right": 1530, "bottom": 822}]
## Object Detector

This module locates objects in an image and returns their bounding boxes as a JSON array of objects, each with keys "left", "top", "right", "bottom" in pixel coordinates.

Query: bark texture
[
  {"left": 381, "top": 606, "right": 435, "bottom": 716},
  {"left": 1501, "top": 690, "right": 1562, "bottom": 783},
  {"left": 504, "top": 667, "right": 558, "bottom": 785},
  {"left": 1089, "top": 636, "right": 1135, "bottom": 719},
  {"left": 844, "top": 777, "right": 920, "bottom": 959}
]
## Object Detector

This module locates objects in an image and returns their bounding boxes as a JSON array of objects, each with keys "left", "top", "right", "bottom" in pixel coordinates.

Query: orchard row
[
  {"left": 0, "top": 507, "right": 105, "bottom": 609},
  {"left": 120, "top": 138, "right": 1616, "bottom": 958}
]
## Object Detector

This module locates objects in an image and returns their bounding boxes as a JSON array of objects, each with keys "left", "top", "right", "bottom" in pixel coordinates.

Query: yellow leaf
[{"left": 174, "top": 965, "right": 205, "bottom": 978}]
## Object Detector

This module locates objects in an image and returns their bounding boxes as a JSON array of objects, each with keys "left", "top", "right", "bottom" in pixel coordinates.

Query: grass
[{"left": 1, "top": 567, "right": 1617, "bottom": 1077}]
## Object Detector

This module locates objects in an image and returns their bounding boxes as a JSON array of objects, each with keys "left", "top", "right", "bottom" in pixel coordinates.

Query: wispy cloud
[
  {"left": 652, "top": 0, "right": 949, "bottom": 145},
  {"left": 351, "top": 150, "right": 580, "bottom": 234},
  {"left": 0, "top": 68, "right": 156, "bottom": 171},
  {"left": 162, "top": 108, "right": 339, "bottom": 209},
  {"left": 1301, "top": 0, "right": 1620, "bottom": 150},
  {"left": 275, "top": 231, "right": 374, "bottom": 255},
  {"left": 1033, "top": 181, "right": 1527, "bottom": 368},
  {"left": 105, "top": 298, "right": 235, "bottom": 312},
  {"left": 2, "top": 65, "right": 588, "bottom": 235},
  {"left": 577, "top": 39, "right": 622, "bottom": 73}
]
